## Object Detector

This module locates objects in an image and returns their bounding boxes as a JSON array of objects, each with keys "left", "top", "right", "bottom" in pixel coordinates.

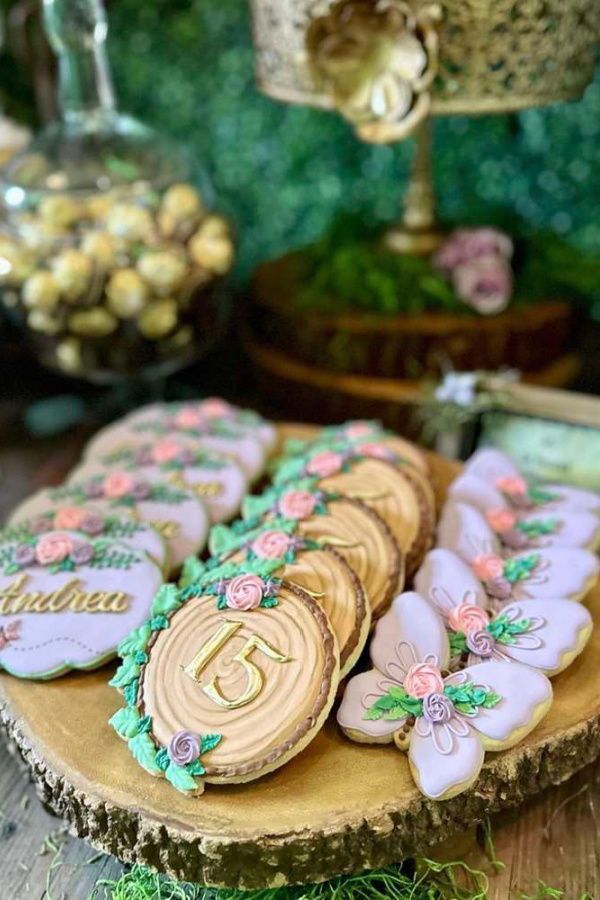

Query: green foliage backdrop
[{"left": 1, "top": 0, "right": 599, "bottom": 297}]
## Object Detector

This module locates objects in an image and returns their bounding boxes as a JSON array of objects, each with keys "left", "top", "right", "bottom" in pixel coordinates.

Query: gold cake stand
[{"left": 0, "top": 427, "right": 599, "bottom": 888}]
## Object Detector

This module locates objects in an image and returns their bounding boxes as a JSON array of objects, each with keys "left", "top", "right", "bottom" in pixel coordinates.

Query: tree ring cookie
[
  {"left": 240, "top": 479, "right": 403, "bottom": 619},
  {"left": 9, "top": 475, "right": 210, "bottom": 573},
  {"left": 69, "top": 437, "right": 247, "bottom": 524},
  {"left": 274, "top": 445, "right": 435, "bottom": 580},
  {"left": 0, "top": 530, "right": 163, "bottom": 679},
  {"left": 3, "top": 499, "right": 168, "bottom": 573},
  {"left": 201, "top": 517, "right": 370, "bottom": 676},
  {"left": 110, "top": 577, "right": 339, "bottom": 795}
]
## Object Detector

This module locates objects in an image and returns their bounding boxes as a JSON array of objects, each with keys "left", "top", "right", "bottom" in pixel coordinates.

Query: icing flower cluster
[
  {"left": 471, "top": 552, "right": 540, "bottom": 601},
  {"left": 53, "top": 474, "right": 188, "bottom": 509},
  {"left": 484, "top": 508, "right": 558, "bottom": 550},
  {"left": 496, "top": 476, "right": 559, "bottom": 510},
  {"left": 0, "top": 531, "right": 142, "bottom": 575},
  {"left": 197, "top": 572, "right": 281, "bottom": 611}
]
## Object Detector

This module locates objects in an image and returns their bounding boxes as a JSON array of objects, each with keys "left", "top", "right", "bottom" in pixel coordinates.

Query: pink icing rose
[
  {"left": 447, "top": 603, "right": 490, "bottom": 635},
  {"left": 225, "top": 574, "right": 264, "bottom": 610},
  {"left": 53, "top": 506, "right": 87, "bottom": 530},
  {"left": 345, "top": 421, "right": 373, "bottom": 438},
  {"left": 201, "top": 398, "right": 232, "bottom": 419},
  {"left": 252, "top": 530, "right": 292, "bottom": 560},
  {"left": 152, "top": 438, "right": 182, "bottom": 464},
  {"left": 496, "top": 475, "right": 528, "bottom": 497},
  {"left": 356, "top": 442, "right": 393, "bottom": 461},
  {"left": 404, "top": 663, "right": 445, "bottom": 699},
  {"left": 174, "top": 407, "right": 204, "bottom": 429},
  {"left": 452, "top": 255, "right": 513, "bottom": 315},
  {"left": 472, "top": 553, "right": 505, "bottom": 581},
  {"left": 103, "top": 471, "right": 135, "bottom": 498},
  {"left": 485, "top": 507, "right": 517, "bottom": 534},
  {"left": 434, "top": 228, "right": 513, "bottom": 272},
  {"left": 278, "top": 490, "right": 316, "bottom": 520},
  {"left": 306, "top": 450, "right": 343, "bottom": 478},
  {"left": 35, "top": 533, "right": 74, "bottom": 566}
]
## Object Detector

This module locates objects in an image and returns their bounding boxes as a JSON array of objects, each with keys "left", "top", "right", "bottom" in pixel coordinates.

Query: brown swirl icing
[
  {"left": 140, "top": 582, "right": 338, "bottom": 781},
  {"left": 295, "top": 497, "right": 403, "bottom": 619}
]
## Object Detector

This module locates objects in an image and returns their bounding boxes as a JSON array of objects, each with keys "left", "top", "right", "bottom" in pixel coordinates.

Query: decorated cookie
[
  {"left": 1, "top": 504, "right": 168, "bottom": 573},
  {"left": 284, "top": 420, "right": 429, "bottom": 476},
  {"left": 337, "top": 591, "right": 552, "bottom": 800},
  {"left": 69, "top": 438, "right": 247, "bottom": 524},
  {"left": 482, "top": 505, "right": 600, "bottom": 552},
  {"left": 84, "top": 411, "right": 266, "bottom": 481},
  {"left": 9, "top": 475, "right": 210, "bottom": 572},
  {"left": 241, "top": 478, "right": 403, "bottom": 619},
  {"left": 463, "top": 449, "right": 600, "bottom": 514},
  {"left": 273, "top": 442, "right": 435, "bottom": 579},
  {"left": 0, "top": 529, "right": 163, "bottom": 678},
  {"left": 436, "top": 503, "right": 599, "bottom": 604},
  {"left": 123, "top": 398, "right": 277, "bottom": 454},
  {"left": 109, "top": 574, "right": 339, "bottom": 795},
  {"left": 202, "top": 515, "right": 370, "bottom": 676},
  {"left": 413, "top": 550, "right": 592, "bottom": 677}
]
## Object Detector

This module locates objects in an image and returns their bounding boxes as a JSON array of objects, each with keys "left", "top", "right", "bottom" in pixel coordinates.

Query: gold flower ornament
[{"left": 306, "top": 0, "right": 441, "bottom": 142}]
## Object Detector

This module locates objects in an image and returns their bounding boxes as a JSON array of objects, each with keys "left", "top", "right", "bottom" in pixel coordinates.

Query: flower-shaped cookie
[
  {"left": 437, "top": 502, "right": 599, "bottom": 604},
  {"left": 337, "top": 591, "right": 552, "bottom": 800},
  {"left": 454, "top": 449, "right": 600, "bottom": 515},
  {"left": 414, "top": 549, "right": 592, "bottom": 677}
]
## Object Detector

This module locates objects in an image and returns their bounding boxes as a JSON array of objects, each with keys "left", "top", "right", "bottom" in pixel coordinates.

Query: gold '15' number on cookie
[{"left": 183, "top": 619, "right": 290, "bottom": 710}]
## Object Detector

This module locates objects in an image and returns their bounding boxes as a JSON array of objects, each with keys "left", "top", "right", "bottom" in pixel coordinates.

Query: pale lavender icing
[
  {"left": 414, "top": 549, "right": 488, "bottom": 614},
  {"left": 337, "top": 592, "right": 553, "bottom": 800},
  {"left": 516, "top": 510, "right": 600, "bottom": 550},
  {"left": 8, "top": 483, "right": 209, "bottom": 570},
  {"left": 449, "top": 471, "right": 509, "bottom": 514},
  {"left": 0, "top": 531, "right": 163, "bottom": 678},
  {"left": 437, "top": 501, "right": 502, "bottom": 563},
  {"left": 69, "top": 448, "right": 247, "bottom": 525}
]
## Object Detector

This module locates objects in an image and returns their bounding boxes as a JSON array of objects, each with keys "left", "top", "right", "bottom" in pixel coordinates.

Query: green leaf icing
[
  {"left": 165, "top": 762, "right": 199, "bottom": 793},
  {"left": 516, "top": 518, "right": 558, "bottom": 538},
  {"left": 200, "top": 733, "right": 223, "bottom": 754},
  {"left": 528, "top": 485, "right": 560, "bottom": 505},
  {"left": 109, "top": 706, "right": 142, "bottom": 740},
  {"left": 179, "top": 555, "right": 206, "bottom": 589},
  {"left": 129, "top": 733, "right": 162, "bottom": 776},
  {"left": 503, "top": 553, "right": 540, "bottom": 584},
  {"left": 109, "top": 657, "right": 141, "bottom": 690},
  {"left": 449, "top": 630, "right": 468, "bottom": 656},
  {"left": 363, "top": 686, "right": 423, "bottom": 721},
  {"left": 486, "top": 614, "right": 531, "bottom": 645},
  {"left": 443, "top": 682, "right": 502, "bottom": 716},
  {"left": 151, "top": 584, "right": 182, "bottom": 617}
]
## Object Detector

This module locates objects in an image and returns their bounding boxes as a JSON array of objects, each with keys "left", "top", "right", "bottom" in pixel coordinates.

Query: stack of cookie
[
  {"left": 338, "top": 448, "right": 599, "bottom": 801},
  {"left": 109, "top": 419, "right": 437, "bottom": 796},
  {"left": 0, "top": 398, "right": 275, "bottom": 679}
]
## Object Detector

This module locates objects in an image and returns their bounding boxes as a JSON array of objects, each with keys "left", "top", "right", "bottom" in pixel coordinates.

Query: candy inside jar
[{"left": 0, "top": 0, "right": 234, "bottom": 382}]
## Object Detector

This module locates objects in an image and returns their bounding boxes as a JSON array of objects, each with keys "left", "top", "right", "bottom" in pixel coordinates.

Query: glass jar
[{"left": 0, "top": 0, "right": 234, "bottom": 382}]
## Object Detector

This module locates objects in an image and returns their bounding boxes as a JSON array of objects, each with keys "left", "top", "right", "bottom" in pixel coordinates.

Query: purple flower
[
  {"left": 134, "top": 448, "right": 153, "bottom": 466},
  {"left": 71, "top": 541, "right": 94, "bottom": 565},
  {"left": 85, "top": 481, "right": 104, "bottom": 499},
  {"left": 13, "top": 544, "right": 36, "bottom": 567},
  {"left": 131, "top": 480, "right": 151, "bottom": 501},
  {"left": 422, "top": 692, "right": 454, "bottom": 723},
  {"left": 485, "top": 576, "right": 513, "bottom": 601},
  {"left": 466, "top": 629, "right": 495, "bottom": 658},
  {"left": 80, "top": 512, "right": 105, "bottom": 536},
  {"left": 502, "top": 528, "right": 529, "bottom": 551},
  {"left": 452, "top": 255, "right": 513, "bottom": 315},
  {"left": 29, "top": 516, "right": 53, "bottom": 535},
  {"left": 167, "top": 730, "right": 200, "bottom": 766}
]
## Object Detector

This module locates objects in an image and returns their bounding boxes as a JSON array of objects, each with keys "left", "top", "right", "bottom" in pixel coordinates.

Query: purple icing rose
[
  {"left": 466, "top": 629, "right": 495, "bottom": 658},
  {"left": 13, "top": 544, "right": 36, "bottom": 567},
  {"left": 134, "top": 447, "right": 153, "bottom": 466},
  {"left": 80, "top": 511, "right": 105, "bottom": 535},
  {"left": 167, "top": 730, "right": 200, "bottom": 766},
  {"left": 85, "top": 480, "right": 104, "bottom": 499},
  {"left": 71, "top": 541, "right": 94, "bottom": 565},
  {"left": 29, "top": 516, "right": 53, "bottom": 535},
  {"left": 502, "top": 528, "right": 529, "bottom": 551},
  {"left": 422, "top": 692, "right": 454, "bottom": 724},
  {"left": 131, "top": 480, "right": 151, "bottom": 501},
  {"left": 485, "top": 576, "right": 513, "bottom": 601}
]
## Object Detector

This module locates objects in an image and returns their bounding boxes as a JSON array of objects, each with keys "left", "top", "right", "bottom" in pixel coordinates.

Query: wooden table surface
[{"left": 0, "top": 428, "right": 599, "bottom": 899}]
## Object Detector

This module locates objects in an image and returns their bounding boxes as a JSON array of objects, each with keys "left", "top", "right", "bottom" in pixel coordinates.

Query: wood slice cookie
[
  {"left": 209, "top": 531, "right": 370, "bottom": 677},
  {"left": 111, "top": 579, "right": 339, "bottom": 795}
]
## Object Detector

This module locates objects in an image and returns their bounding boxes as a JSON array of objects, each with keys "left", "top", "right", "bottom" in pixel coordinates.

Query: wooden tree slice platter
[{"left": 1, "top": 428, "right": 599, "bottom": 889}]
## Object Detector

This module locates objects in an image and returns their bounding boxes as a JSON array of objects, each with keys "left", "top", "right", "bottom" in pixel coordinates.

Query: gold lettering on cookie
[
  {"left": 183, "top": 619, "right": 290, "bottom": 710},
  {"left": 0, "top": 574, "right": 130, "bottom": 614},
  {"left": 168, "top": 474, "right": 223, "bottom": 499},
  {"left": 149, "top": 519, "right": 181, "bottom": 540}
]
